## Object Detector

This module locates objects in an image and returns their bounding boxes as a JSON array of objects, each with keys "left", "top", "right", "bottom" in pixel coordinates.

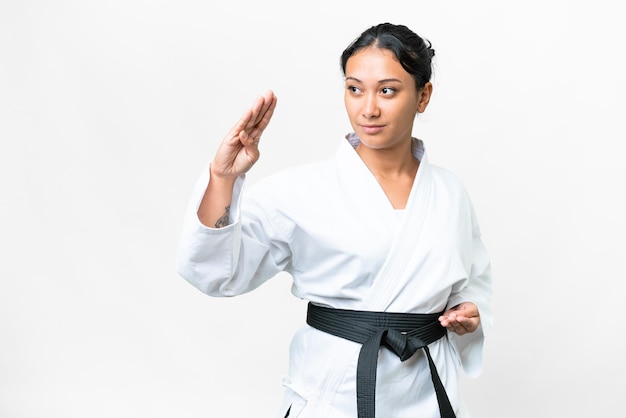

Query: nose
[{"left": 362, "top": 93, "right": 380, "bottom": 119}]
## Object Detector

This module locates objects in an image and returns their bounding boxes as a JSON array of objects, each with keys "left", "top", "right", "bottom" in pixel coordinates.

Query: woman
[{"left": 176, "top": 23, "right": 493, "bottom": 418}]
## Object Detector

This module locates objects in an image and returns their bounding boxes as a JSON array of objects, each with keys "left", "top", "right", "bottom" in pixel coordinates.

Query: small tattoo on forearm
[{"left": 215, "top": 205, "right": 230, "bottom": 228}]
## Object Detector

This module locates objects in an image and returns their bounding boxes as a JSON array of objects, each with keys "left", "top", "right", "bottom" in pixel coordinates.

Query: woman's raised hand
[{"left": 210, "top": 90, "right": 278, "bottom": 179}]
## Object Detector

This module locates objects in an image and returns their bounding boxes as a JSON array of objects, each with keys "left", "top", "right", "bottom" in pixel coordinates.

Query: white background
[{"left": 1, "top": 1, "right": 624, "bottom": 417}]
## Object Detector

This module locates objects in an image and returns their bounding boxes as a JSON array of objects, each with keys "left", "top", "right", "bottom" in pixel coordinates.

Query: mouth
[{"left": 360, "top": 124, "right": 385, "bottom": 135}]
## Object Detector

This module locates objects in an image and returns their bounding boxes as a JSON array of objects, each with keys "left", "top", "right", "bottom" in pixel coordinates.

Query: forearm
[
  {"left": 177, "top": 170, "right": 290, "bottom": 297},
  {"left": 197, "top": 166, "right": 236, "bottom": 228}
]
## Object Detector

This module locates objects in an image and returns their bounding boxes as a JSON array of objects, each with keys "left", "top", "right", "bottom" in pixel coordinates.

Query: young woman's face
[{"left": 344, "top": 46, "right": 431, "bottom": 150}]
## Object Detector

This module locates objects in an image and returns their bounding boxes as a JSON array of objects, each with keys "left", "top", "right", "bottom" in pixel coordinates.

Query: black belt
[{"left": 306, "top": 302, "right": 456, "bottom": 418}]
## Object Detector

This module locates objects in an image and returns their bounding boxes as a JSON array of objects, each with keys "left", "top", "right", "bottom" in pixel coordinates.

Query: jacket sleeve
[
  {"left": 446, "top": 199, "right": 494, "bottom": 377},
  {"left": 175, "top": 163, "right": 292, "bottom": 297}
]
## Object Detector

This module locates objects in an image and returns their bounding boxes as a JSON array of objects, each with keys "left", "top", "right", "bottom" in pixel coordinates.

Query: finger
[
  {"left": 233, "top": 131, "right": 258, "bottom": 167},
  {"left": 239, "top": 130, "right": 260, "bottom": 163},
  {"left": 439, "top": 310, "right": 455, "bottom": 325},
  {"left": 239, "top": 129, "right": 259, "bottom": 147},
  {"left": 446, "top": 323, "right": 460, "bottom": 335},
  {"left": 457, "top": 316, "right": 479, "bottom": 333},
  {"left": 439, "top": 316, "right": 457, "bottom": 328},
  {"left": 251, "top": 90, "right": 277, "bottom": 127},
  {"left": 248, "top": 103, "right": 277, "bottom": 141},
  {"left": 226, "top": 92, "right": 274, "bottom": 145},
  {"left": 224, "top": 107, "right": 255, "bottom": 144},
  {"left": 457, "top": 302, "right": 479, "bottom": 316},
  {"left": 453, "top": 321, "right": 472, "bottom": 335},
  {"left": 246, "top": 93, "right": 272, "bottom": 131},
  {"left": 248, "top": 93, "right": 277, "bottom": 141},
  {"left": 258, "top": 92, "right": 278, "bottom": 128}
]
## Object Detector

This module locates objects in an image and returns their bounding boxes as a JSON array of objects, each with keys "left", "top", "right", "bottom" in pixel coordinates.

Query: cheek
[{"left": 398, "top": 103, "right": 418, "bottom": 124}]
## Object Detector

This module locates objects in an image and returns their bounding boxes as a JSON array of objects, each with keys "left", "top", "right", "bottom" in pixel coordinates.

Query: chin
[{"left": 357, "top": 139, "right": 390, "bottom": 150}]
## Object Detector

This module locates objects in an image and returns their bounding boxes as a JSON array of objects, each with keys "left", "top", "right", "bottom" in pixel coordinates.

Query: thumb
[{"left": 239, "top": 130, "right": 261, "bottom": 166}]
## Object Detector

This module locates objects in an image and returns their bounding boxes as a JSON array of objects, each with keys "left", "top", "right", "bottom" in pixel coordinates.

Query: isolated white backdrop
[{"left": 1, "top": 1, "right": 624, "bottom": 417}]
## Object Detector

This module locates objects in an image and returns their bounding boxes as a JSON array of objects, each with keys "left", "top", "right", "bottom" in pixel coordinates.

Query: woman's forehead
[{"left": 345, "top": 47, "right": 408, "bottom": 81}]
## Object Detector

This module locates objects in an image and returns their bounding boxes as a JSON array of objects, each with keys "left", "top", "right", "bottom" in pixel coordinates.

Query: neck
[{"left": 355, "top": 139, "right": 418, "bottom": 178}]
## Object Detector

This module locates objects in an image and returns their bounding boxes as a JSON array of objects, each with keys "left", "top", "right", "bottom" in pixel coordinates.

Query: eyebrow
[{"left": 345, "top": 76, "right": 403, "bottom": 84}]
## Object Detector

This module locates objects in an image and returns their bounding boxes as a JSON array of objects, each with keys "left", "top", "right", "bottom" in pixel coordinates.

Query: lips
[{"left": 360, "top": 124, "right": 385, "bottom": 135}]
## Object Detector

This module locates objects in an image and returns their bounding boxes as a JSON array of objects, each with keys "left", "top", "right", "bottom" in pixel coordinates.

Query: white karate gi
[{"left": 176, "top": 134, "right": 493, "bottom": 418}]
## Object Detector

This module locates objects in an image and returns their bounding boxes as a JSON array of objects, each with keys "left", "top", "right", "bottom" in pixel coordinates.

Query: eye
[
  {"left": 381, "top": 87, "right": 396, "bottom": 95},
  {"left": 347, "top": 85, "right": 362, "bottom": 94}
]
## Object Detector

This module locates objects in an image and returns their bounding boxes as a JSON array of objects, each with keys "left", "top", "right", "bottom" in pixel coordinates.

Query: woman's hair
[{"left": 340, "top": 23, "right": 435, "bottom": 91}]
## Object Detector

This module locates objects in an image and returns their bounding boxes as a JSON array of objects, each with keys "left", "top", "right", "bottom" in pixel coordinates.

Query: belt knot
[{"left": 382, "top": 329, "right": 425, "bottom": 361}]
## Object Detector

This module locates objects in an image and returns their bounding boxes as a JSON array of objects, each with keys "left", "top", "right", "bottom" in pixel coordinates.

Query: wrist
[{"left": 209, "top": 163, "right": 238, "bottom": 184}]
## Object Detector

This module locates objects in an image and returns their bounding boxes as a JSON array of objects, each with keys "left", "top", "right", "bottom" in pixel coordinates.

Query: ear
[{"left": 416, "top": 82, "right": 433, "bottom": 113}]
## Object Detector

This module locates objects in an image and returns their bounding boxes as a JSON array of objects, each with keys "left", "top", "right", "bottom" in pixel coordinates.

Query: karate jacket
[{"left": 176, "top": 134, "right": 494, "bottom": 418}]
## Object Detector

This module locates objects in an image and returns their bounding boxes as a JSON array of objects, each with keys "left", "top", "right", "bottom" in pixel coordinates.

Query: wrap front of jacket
[{"left": 176, "top": 134, "right": 493, "bottom": 418}]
